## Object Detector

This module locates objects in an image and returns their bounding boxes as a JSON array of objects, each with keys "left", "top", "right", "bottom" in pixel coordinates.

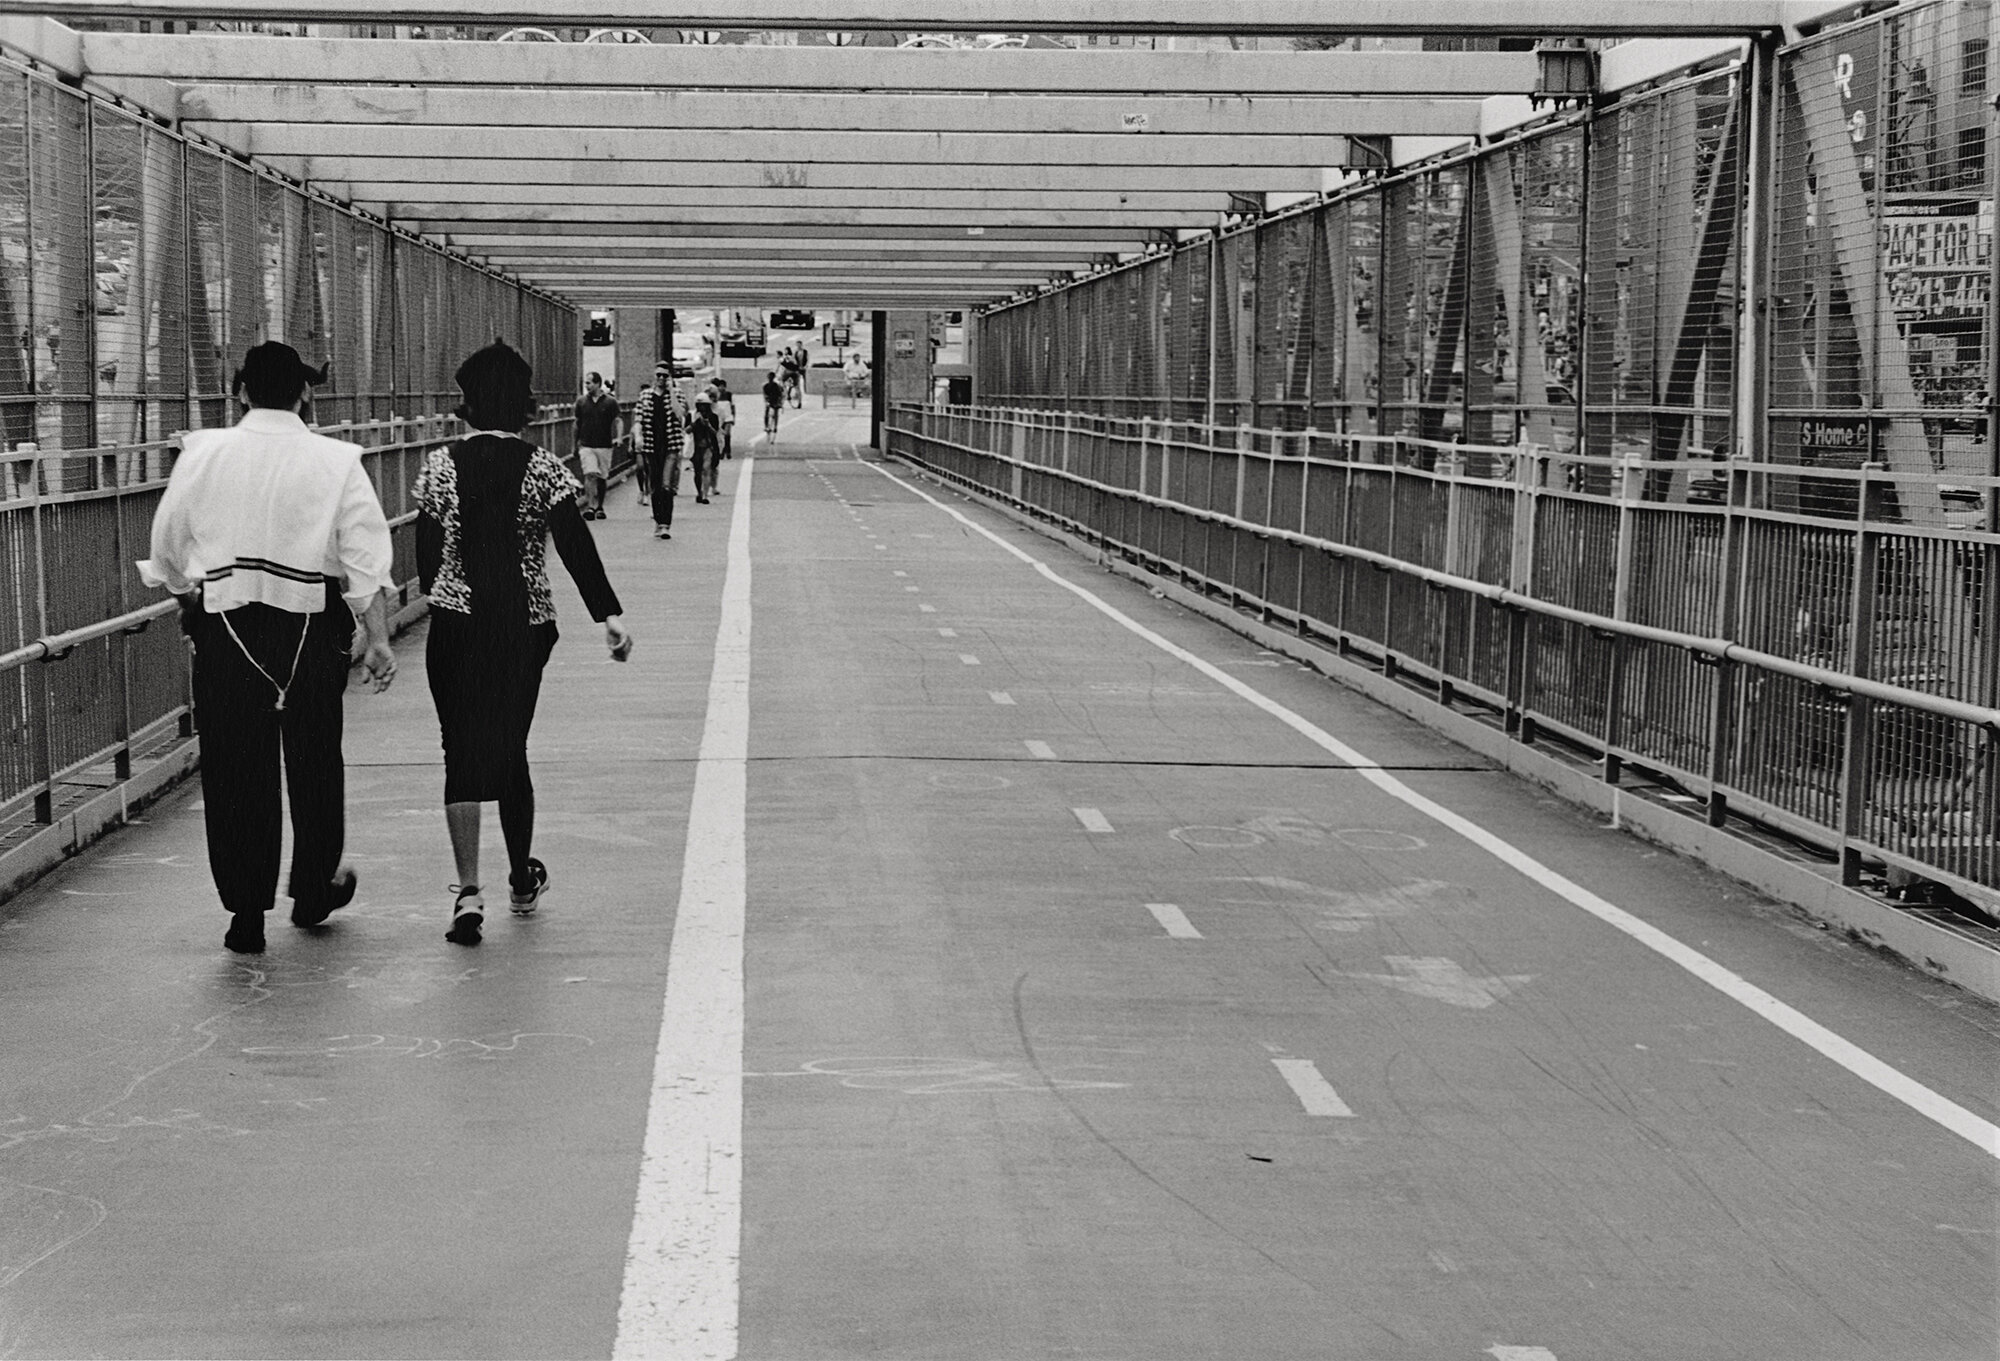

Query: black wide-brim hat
[{"left": 235, "top": 341, "right": 328, "bottom": 392}]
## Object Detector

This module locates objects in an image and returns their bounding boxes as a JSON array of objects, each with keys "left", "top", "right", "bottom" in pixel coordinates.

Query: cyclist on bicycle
[{"left": 762, "top": 370, "right": 785, "bottom": 441}]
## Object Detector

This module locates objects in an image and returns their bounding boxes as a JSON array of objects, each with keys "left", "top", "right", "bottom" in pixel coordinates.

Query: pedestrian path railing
[
  {"left": 0, "top": 406, "right": 574, "bottom": 857},
  {"left": 887, "top": 403, "right": 2000, "bottom": 920}
]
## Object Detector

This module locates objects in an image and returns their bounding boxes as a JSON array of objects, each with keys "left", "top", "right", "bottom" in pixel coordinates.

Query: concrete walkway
[{"left": 0, "top": 415, "right": 1993, "bottom": 1360}]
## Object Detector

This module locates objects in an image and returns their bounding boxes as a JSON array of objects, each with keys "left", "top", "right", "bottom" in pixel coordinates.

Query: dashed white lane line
[
  {"left": 615, "top": 458, "right": 753, "bottom": 1359},
  {"left": 938, "top": 628, "right": 958, "bottom": 638},
  {"left": 864, "top": 457, "right": 2000, "bottom": 1162},
  {"left": 958, "top": 654, "right": 981, "bottom": 666},
  {"left": 1024, "top": 740, "right": 1056, "bottom": 760},
  {"left": 904, "top": 586, "right": 920, "bottom": 592},
  {"left": 1272, "top": 1059, "right": 1355, "bottom": 1118},
  {"left": 874, "top": 544, "right": 887, "bottom": 551},
  {"left": 1145, "top": 903, "right": 1202, "bottom": 939},
  {"left": 1073, "top": 807, "right": 1114, "bottom": 833},
  {"left": 917, "top": 604, "right": 936, "bottom": 613},
  {"left": 893, "top": 571, "right": 908, "bottom": 577},
  {"left": 989, "top": 691, "right": 1016, "bottom": 705},
  {"left": 1487, "top": 1348, "right": 1559, "bottom": 1361}
]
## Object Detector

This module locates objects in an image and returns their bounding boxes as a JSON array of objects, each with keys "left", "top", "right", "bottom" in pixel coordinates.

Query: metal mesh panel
[
  {"left": 1416, "top": 166, "right": 1470, "bottom": 446},
  {"left": 1736, "top": 518, "right": 1855, "bottom": 663},
  {"left": 144, "top": 125, "right": 189, "bottom": 441},
  {"left": 1344, "top": 194, "right": 1382, "bottom": 439},
  {"left": 30, "top": 80, "right": 92, "bottom": 451},
  {"left": 1307, "top": 204, "right": 1346, "bottom": 432},
  {"left": 1214, "top": 230, "right": 1253, "bottom": 428},
  {"left": 0, "top": 73, "right": 31, "bottom": 450},
  {"left": 1379, "top": 178, "right": 1420, "bottom": 438},
  {"left": 92, "top": 106, "right": 150, "bottom": 446},
  {"left": 184, "top": 149, "right": 226, "bottom": 427},
  {"left": 1532, "top": 496, "right": 1619, "bottom": 614},
  {"left": 1515, "top": 127, "right": 1585, "bottom": 455}
]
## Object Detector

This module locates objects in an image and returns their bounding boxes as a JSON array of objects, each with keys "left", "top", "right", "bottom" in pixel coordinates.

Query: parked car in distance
[{"left": 769, "top": 310, "right": 816, "bottom": 329}]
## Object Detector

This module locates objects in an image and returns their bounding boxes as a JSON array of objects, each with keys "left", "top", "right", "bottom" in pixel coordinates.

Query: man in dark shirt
[
  {"left": 573, "top": 371, "right": 622, "bottom": 519},
  {"left": 762, "top": 371, "right": 785, "bottom": 442}
]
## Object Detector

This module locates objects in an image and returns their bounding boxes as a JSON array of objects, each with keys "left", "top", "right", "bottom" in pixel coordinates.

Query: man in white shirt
[{"left": 139, "top": 342, "right": 397, "bottom": 953}]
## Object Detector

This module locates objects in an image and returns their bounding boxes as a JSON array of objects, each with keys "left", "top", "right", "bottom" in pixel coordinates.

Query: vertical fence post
[
  {"left": 1838, "top": 464, "right": 1887, "bottom": 885},
  {"left": 1506, "top": 441, "right": 1541, "bottom": 742},
  {"left": 1601, "top": 450, "right": 1646, "bottom": 784}
]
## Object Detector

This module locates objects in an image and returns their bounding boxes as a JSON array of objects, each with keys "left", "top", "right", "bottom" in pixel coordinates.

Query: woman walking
[{"left": 415, "top": 341, "right": 634, "bottom": 945}]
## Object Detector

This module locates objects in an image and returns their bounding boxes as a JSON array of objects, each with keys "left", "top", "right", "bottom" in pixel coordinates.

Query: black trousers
[
  {"left": 645, "top": 443, "right": 681, "bottom": 526},
  {"left": 189, "top": 595, "right": 354, "bottom": 916}
]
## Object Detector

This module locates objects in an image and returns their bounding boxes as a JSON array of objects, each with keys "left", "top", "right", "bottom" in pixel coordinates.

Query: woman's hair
[
  {"left": 453, "top": 339, "right": 539, "bottom": 432},
  {"left": 233, "top": 342, "right": 329, "bottom": 409}
]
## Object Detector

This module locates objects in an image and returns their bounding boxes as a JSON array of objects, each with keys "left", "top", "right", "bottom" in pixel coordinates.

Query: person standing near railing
[
  {"left": 137, "top": 342, "right": 398, "bottom": 955},
  {"left": 572, "top": 370, "right": 622, "bottom": 520}
]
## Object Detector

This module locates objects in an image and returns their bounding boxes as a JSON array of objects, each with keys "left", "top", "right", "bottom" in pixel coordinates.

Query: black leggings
[{"left": 426, "top": 613, "right": 557, "bottom": 882}]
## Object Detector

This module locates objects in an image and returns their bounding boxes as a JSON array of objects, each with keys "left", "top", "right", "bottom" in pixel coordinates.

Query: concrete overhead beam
[
  {"left": 448, "top": 234, "right": 1142, "bottom": 256},
  {"left": 288, "top": 157, "right": 1319, "bottom": 194},
  {"left": 435, "top": 222, "right": 1149, "bottom": 242},
  {"left": 383, "top": 205, "right": 1217, "bottom": 227},
  {"left": 78, "top": 34, "right": 1540, "bottom": 95},
  {"left": 5, "top": 1, "right": 1815, "bottom": 37},
  {"left": 204, "top": 123, "right": 1356, "bottom": 167},
  {"left": 333, "top": 186, "right": 1240, "bottom": 212},
  {"left": 177, "top": 85, "right": 1485, "bottom": 138}
]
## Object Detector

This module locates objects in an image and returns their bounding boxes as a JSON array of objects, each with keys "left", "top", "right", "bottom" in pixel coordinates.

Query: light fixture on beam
[
  {"left": 1533, "top": 40, "right": 1598, "bottom": 108},
  {"left": 1341, "top": 135, "right": 1391, "bottom": 175}
]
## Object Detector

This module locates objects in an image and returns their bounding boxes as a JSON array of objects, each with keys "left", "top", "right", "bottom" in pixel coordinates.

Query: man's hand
[{"left": 362, "top": 639, "right": 397, "bottom": 692}]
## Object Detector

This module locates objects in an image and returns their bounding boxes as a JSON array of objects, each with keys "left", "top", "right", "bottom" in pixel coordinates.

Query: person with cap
[
  {"left": 708, "top": 375, "right": 737, "bottom": 459},
  {"left": 689, "top": 390, "right": 721, "bottom": 505},
  {"left": 414, "top": 340, "right": 632, "bottom": 946},
  {"left": 634, "top": 359, "right": 687, "bottom": 540},
  {"left": 138, "top": 342, "right": 397, "bottom": 954}
]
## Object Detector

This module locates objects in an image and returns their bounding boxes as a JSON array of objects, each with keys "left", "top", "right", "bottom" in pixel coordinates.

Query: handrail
[
  {"left": 0, "top": 599, "right": 179, "bottom": 674},
  {"left": 892, "top": 416, "right": 2000, "bottom": 734}
]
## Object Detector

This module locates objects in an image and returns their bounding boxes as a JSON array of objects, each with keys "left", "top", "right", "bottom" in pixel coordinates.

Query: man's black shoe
[
  {"left": 291, "top": 866, "right": 358, "bottom": 928},
  {"left": 224, "top": 914, "right": 266, "bottom": 954}
]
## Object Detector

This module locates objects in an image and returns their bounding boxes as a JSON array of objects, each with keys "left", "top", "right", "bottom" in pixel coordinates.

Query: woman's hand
[{"left": 605, "top": 614, "right": 634, "bottom": 662}]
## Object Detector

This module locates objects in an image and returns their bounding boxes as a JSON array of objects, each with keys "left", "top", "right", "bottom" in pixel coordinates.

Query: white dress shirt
[{"left": 137, "top": 407, "right": 394, "bottom": 615}]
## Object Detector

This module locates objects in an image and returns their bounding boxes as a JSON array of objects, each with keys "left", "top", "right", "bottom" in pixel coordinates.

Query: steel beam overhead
[
  {"left": 0, "top": 1, "right": 1815, "bottom": 37},
  {"left": 288, "top": 159, "right": 1318, "bottom": 194},
  {"left": 431, "top": 222, "right": 1153, "bottom": 242},
  {"left": 335, "top": 187, "right": 1242, "bottom": 212},
  {"left": 457, "top": 247, "right": 1110, "bottom": 265},
  {"left": 176, "top": 86, "right": 1485, "bottom": 138},
  {"left": 204, "top": 124, "right": 1358, "bottom": 167},
  {"left": 504, "top": 259, "right": 1098, "bottom": 274},
  {"left": 76, "top": 35, "right": 1540, "bottom": 95},
  {"left": 445, "top": 235, "right": 1144, "bottom": 256},
  {"left": 386, "top": 206, "right": 1218, "bottom": 227}
]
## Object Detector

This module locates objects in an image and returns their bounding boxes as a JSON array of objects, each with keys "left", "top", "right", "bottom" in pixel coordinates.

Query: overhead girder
[
  {"left": 178, "top": 86, "right": 1487, "bottom": 138},
  {"left": 335, "top": 187, "right": 1243, "bottom": 212},
  {"left": 201, "top": 124, "right": 1359, "bottom": 167},
  {"left": 436, "top": 222, "right": 1154, "bottom": 242},
  {"left": 0, "top": 0, "right": 1821, "bottom": 37},
  {"left": 444, "top": 234, "right": 1147, "bottom": 255},
  {"left": 74, "top": 34, "right": 1541, "bottom": 95},
  {"left": 392, "top": 206, "right": 1219, "bottom": 227},
  {"left": 458, "top": 246, "right": 1112, "bottom": 264},
  {"left": 282, "top": 159, "right": 1321, "bottom": 194}
]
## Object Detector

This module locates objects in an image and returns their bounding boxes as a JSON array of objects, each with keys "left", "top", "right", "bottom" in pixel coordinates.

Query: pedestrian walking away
[
  {"left": 710, "top": 376, "right": 736, "bottom": 459},
  {"left": 138, "top": 342, "right": 397, "bottom": 954},
  {"left": 415, "top": 340, "right": 633, "bottom": 947},
  {"left": 636, "top": 361, "right": 686, "bottom": 538},
  {"left": 763, "top": 370, "right": 785, "bottom": 441},
  {"left": 690, "top": 392, "right": 720, "bottom": 503},
  {"left": 572, "top": 370, "right": 622, "bottom": 519}
]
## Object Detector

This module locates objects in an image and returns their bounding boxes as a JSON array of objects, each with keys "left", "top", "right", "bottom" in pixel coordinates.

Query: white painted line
[
  {"left": 958, "top": 653, "right": 981, "bottom": 666},
  {"left": 989, "top": 691, "right": 1016, "bottom": 706},
  {"left": 917, "top": 604, "right": 936, "bottom": 613},
  {"left": 615, "top": 459, "right": 752, "bottom": 1358},
  {"left": 1074, "top": 807, "right": 1114, "bottom": 833},
  {"left": 1024, "top": 740, "right": 1056, "bottom": 760},
  {"left": 1146, "top": 902, "right": 1202, "bottom": 939},
  {"left": 864, "top": 459, "right": 2000, "bottom": 1163},
  {"left": 1272, "top": 1058, "right": 1355, "bottom": 1118},
  {"left": 904, "top": 586, "right": 920, "bottom": 592},
  {"left": 874, "top": 544, "right": 887, "bottom": 550},
  {"left": 1487, "top": 1348, "right": 1559, "bottom": 1361},
  {"left": 893, "top": 570, "right": 908, "bottom": 577},
  {"left": 938, "top": 628, "right": 958, "bottom": 638}
]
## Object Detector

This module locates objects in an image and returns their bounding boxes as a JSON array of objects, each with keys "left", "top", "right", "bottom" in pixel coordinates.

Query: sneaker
[
  {"left": 696, "top": 496, "right": 710, "bottom": 504},
  {"left": 291, "top": 865, "right": 357, "bottom": 928},
  {"left": 224, "top": 913, "right": 266, "bottom": 954},
  {"left": 509, "top": 858, "right": 548, "bottom": 916},
  {"left": 654, "top": 526, "right": 671, "bottom": 540},
  {"left": 638, "top": 493, "right": 650, "bottom": 505},
  {"left": 445, "top": 885, "right": 484, "bottom": 946}
]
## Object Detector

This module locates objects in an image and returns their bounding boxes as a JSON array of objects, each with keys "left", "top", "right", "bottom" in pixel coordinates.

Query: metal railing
[
  {"left": 887, "top": 403, "right": 2000, "bottom": 919},
  {"left": 0, "top": 406, "right": 575, "bottom": 842}
]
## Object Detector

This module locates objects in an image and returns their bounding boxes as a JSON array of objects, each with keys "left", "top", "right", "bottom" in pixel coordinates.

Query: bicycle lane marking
[
  {"left": 614, "top": 457, "right": 753, "bottom": 1360},
  {"left": 861, "top": 457, "right": 2000, "bottom": 1162}
]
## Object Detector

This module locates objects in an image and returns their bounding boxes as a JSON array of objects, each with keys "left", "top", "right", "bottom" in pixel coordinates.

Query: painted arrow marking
[{"left": 1347, "top": 956, "right": 1532, "bottom": 1009}]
